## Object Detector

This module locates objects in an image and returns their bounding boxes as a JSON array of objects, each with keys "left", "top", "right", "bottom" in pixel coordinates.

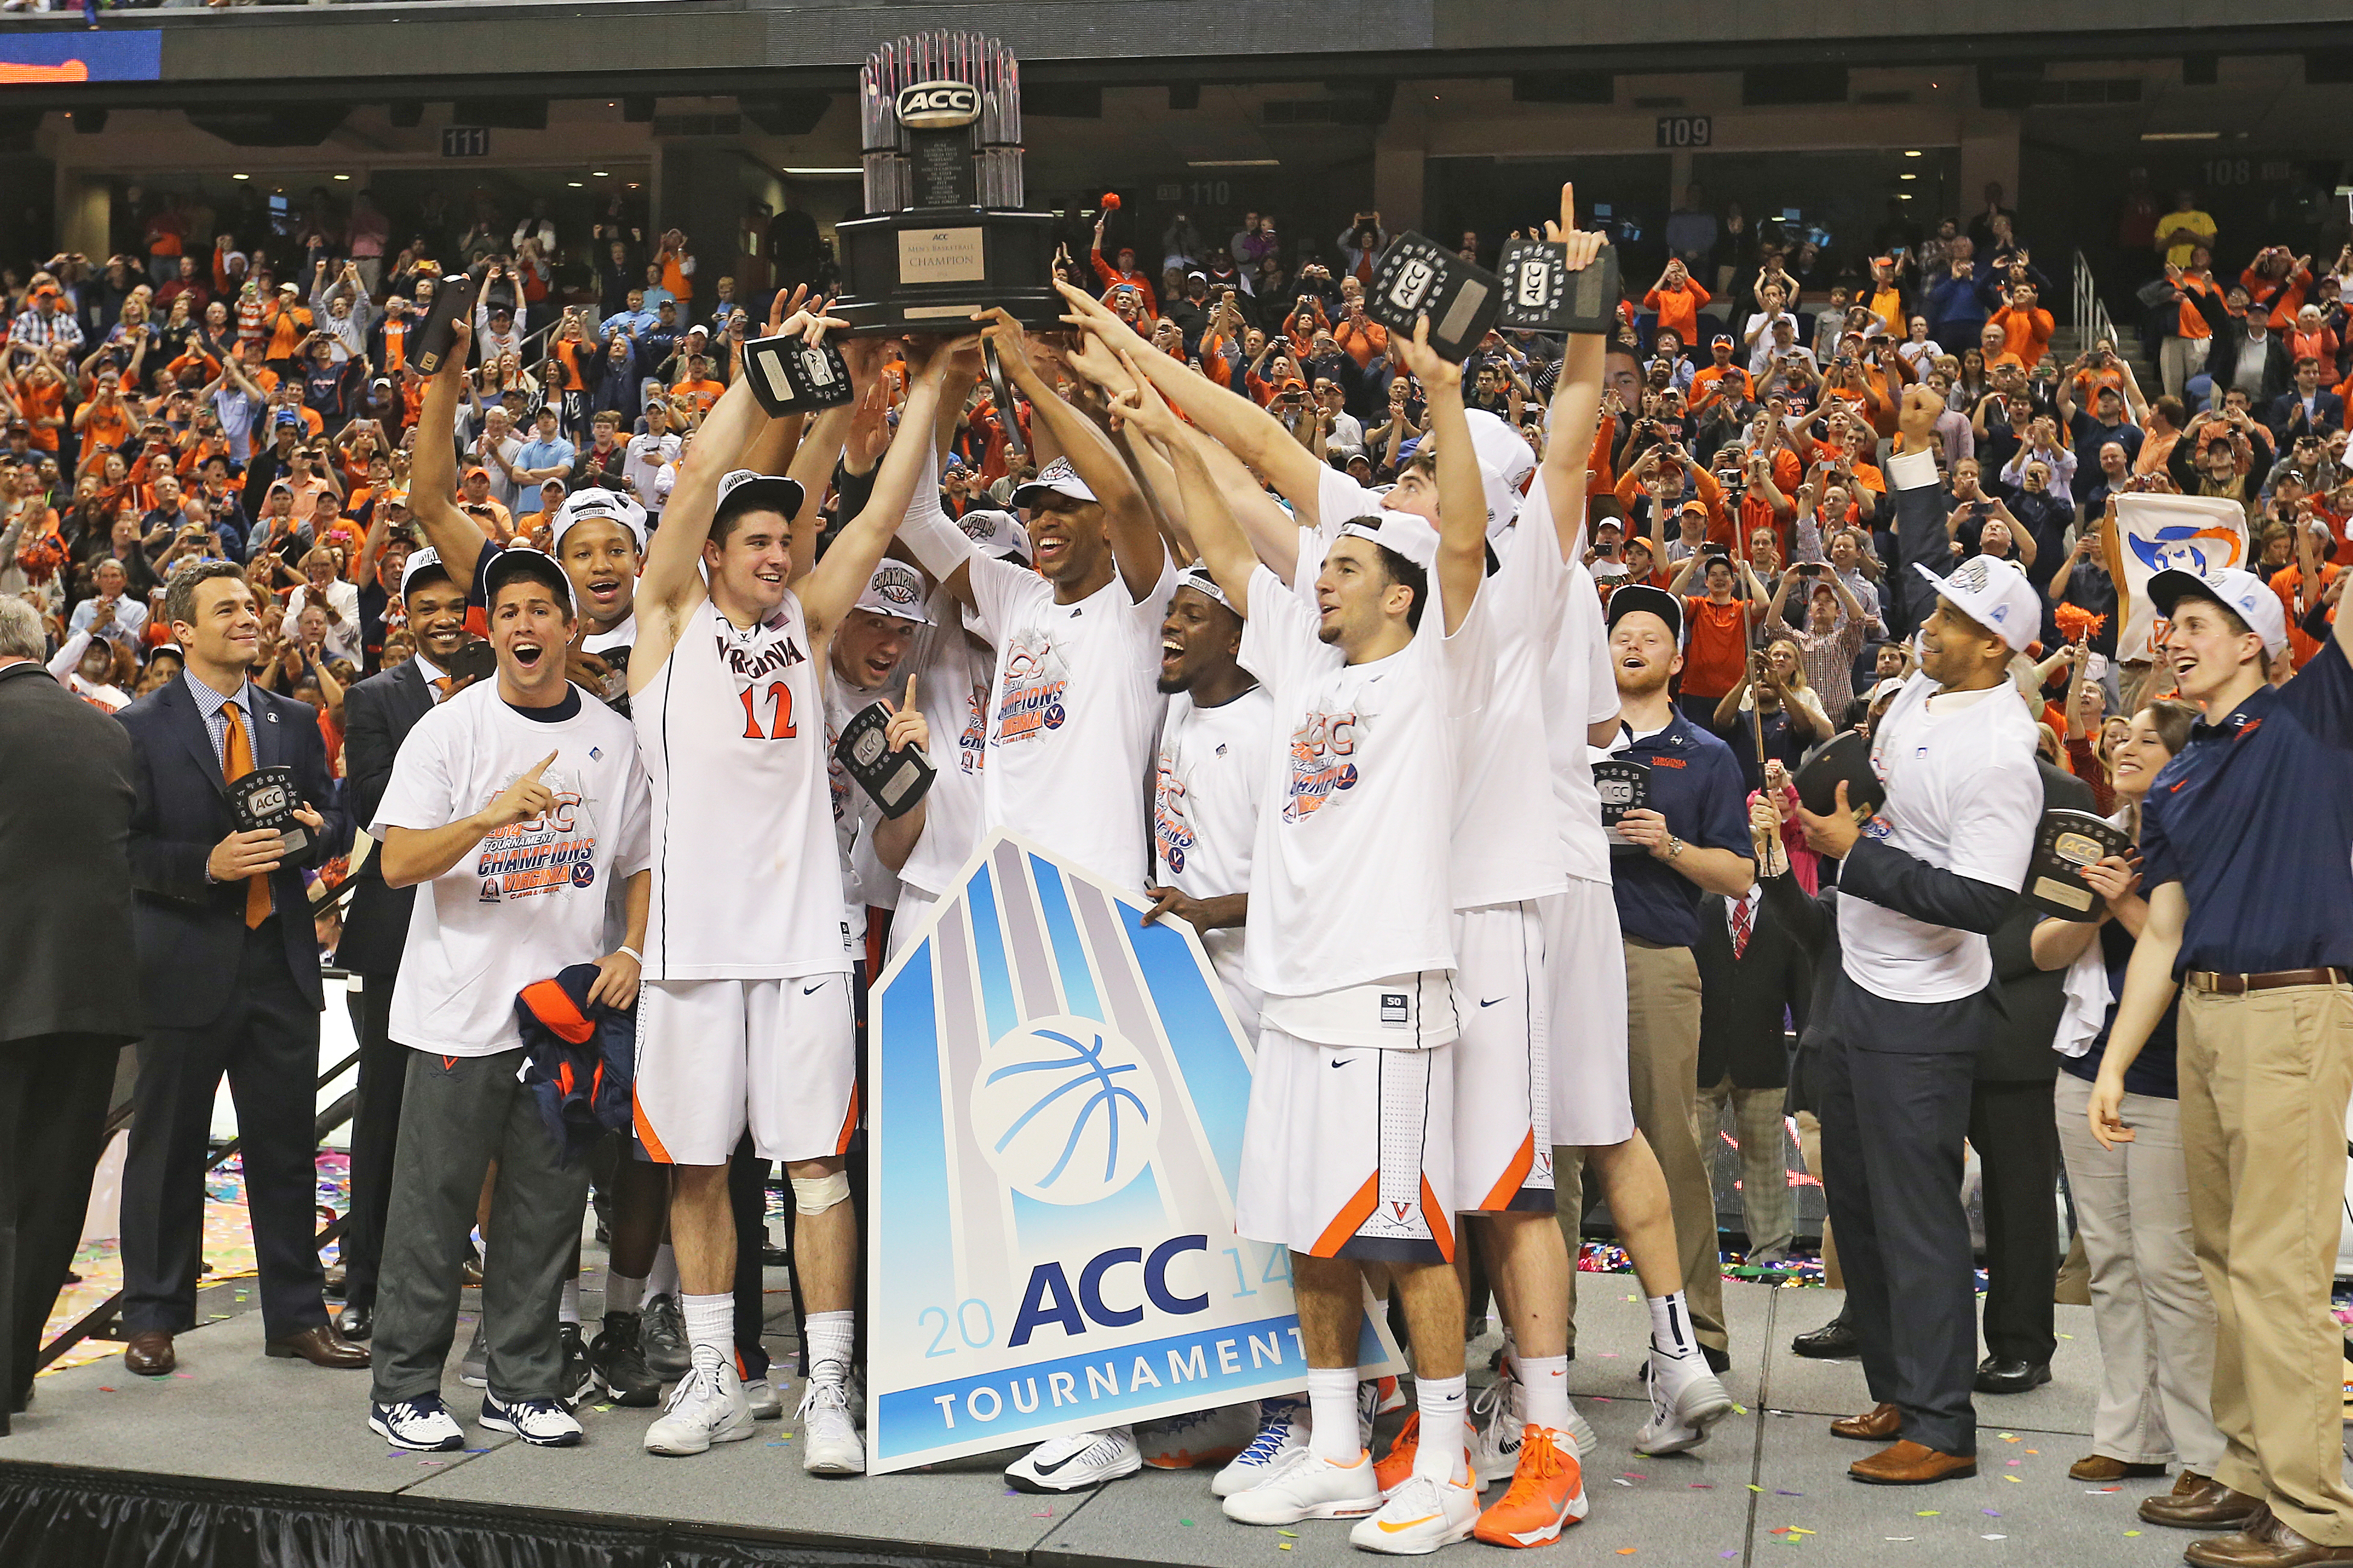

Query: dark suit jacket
[
  {"left": 1978, "top": 759, "right": 2098, "bottom": 1082},
  {"left": 0, "top": 660, "right": 142, "bottom": 1044},
  {"left": 2200, "top": 321, "right": 2293, "bottom": 407},
  {"left": 337, "top": 659, "right": 436, "bottom": 975},
  {"left": 2266, "top": 388, "right": 2345, "bottom": 441},
  {"left": 1694, "top": 889, "right": 1812, "bottom": 1090},
  {"left": 117, "top": 674, "right": 350, "bottom": 1030}
]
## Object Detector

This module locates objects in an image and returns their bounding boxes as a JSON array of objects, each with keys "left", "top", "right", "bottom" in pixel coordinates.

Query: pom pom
[
  {"left": 2052, "top": 603, "right": 2107, "bottom": 643},
  {"left": 1101, "top": 193, "right": 1121, "bottom": 212}
]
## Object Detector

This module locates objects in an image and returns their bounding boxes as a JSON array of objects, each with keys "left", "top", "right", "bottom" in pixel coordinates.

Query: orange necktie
[
  {"left": 432, "top": 675, "right": 453, "bottom": 700},
  {"left": 220, "top": 699, "right": 273, "bottom": 929}
]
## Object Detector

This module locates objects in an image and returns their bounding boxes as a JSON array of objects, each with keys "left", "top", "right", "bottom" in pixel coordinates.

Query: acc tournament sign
[{"left": 869, "top": 829, "right": 1401, "bottom": 1473}]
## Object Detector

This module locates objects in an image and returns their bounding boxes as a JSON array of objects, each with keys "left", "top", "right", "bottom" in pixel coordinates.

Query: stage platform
[{"left": 0, "top": 1270, "right": 2232, "bottom": 1568}]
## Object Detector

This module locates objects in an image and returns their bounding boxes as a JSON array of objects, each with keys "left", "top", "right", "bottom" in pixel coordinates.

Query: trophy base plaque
[{"left": 834, "top": 206, "right": 1062, "bottom": 335}]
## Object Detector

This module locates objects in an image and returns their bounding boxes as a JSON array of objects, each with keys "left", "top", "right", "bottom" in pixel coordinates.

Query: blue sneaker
[{"left": 479, "top": 1391, "right": 583, "bottom": 1448}]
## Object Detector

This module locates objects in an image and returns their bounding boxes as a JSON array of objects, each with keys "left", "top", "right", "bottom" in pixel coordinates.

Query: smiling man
[
  {"left": 365, "top": 547, "right": 651, "bottom": 1455},
  {"left": 2095, "top": 565, "right": 2353, "bottom": 1566},
  {"left": 1794, "top": 386, "right": 2044, "bottom": 1488}
]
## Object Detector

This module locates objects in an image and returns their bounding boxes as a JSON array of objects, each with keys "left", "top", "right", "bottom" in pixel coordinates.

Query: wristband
[{"left": 617, "top": 944, "right": 643, "bottom": 964}]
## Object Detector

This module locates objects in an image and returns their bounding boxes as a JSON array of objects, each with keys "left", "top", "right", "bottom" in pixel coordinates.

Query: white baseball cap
[
  {"left": 1461, "top": 408, "right": 1535, "bottom": 536},
  {"left": 1011, "top": 456, "right": 1097, "bottom": 510},
  {"left": 2148, "top": 564, "right": 2289, "bottom": 658},
  {"left": 955, "top": 507, "right": 1032, "bottom": 565},
  {"left": 1912, "top": 553, "right": 2043, "bottom": 653},
  {"left": 550, "top": 487, "right": 648, "bottom": 553},
  {"left": 1337, "top": 510, "right": 1440, "bottom": 571},
  {"left": 400, "top": 546, "right": 453, "bottom": 599},
  {"left": 853, "top": 561, "right": 930, "bottom": 625}
]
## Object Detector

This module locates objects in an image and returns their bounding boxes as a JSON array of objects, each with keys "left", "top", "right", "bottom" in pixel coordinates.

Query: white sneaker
[
  {"left": 1348, "top": 1471, "right": 1481, "bottom": 1554},
  {"left": 369, "top": 1394, "right": 465, "bottom": 1452},
  {"left": 1213, "top": 1398, "right": 1307, "bottom": 1497},
  {"left": 1138, "top": 1402, "right": 1257, "bottom": 1469},
  {"left": 1004, "top": 1426, "right": 1142, "bottom": 1492},
  {"left": 1633, "top": 1350, "right": 1734, "bottom": 1455},
  {"left": 1222, "top": 1443, "right": 1381, "bottom": 1524},
  {"left": 479, "top": 1392, "right": 582, "bottom": 1448},
  {"left": 798, "top": 1375, "right": 866, "bottom": 1475},
  {"left": 1562, "top": 1397, "right": 1599, "bottom": 1459},
  {"left": 458, "top": 1319, "right": 489, "bottom": 1389},
  {"left": 848, "top": 1364, "right": 867, "bottom": 1429},
  {"left": 745, "top": 1376, "right": 783, "bottom": 1421},
  {"left": 644, "top": 1357, "right": 754, "bottom": 1456},
  {"left": 1469, "top": 1367, "right": 1524, "bottom": 1483}
]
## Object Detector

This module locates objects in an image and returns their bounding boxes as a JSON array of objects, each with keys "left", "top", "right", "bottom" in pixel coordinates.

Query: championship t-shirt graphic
[
  {"left": 958, "top": 676, "right": 989, "bottom": 775},
  {"left": 1152, "top": 756, "right": 1197, "bottom": 872},
  {"left": 1283, "top": 708, "right": 1361, "bottom": 823},
  {"left": 993, "top": 630, "right": 1070, "bottom": 746},
  {"left": 474, "top": 768, "right": 597, "bottom": 901}
]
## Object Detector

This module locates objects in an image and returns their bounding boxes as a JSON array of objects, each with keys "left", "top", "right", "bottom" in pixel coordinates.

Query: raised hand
[{"left": 482, "top": 751, "right": 559, "bottom": 831}]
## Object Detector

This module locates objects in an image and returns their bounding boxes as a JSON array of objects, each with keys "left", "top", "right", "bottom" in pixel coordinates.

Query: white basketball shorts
[
  {"left": 1452, "top": 900, "right": 1554, "bottom": 1214},
  {"left": 1542, "top": 878, "right": 1635, "bottom": 1148},
  {"left": 1236, "top": 1024, "right": 1457, "bottom": 1265},
  {"left": 631, "top": 973, "right": 857, "bottom": 1166}
]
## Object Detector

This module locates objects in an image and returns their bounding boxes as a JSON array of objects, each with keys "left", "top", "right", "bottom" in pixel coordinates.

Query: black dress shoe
[
  {"left": 1973, "top": 1356, "right": 2052, "bottom": 1395},
  {"left": 335, "top": 1302, "right": 373, "bottom": 1341},
  {"left": 1792, "top": 1316, "right": 1860, "bottom": 1359}
]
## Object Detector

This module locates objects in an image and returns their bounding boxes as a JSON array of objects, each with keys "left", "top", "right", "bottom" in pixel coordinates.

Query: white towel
[{"left": 2052, "top": 937, "right": 2111, "bottom": 1059}]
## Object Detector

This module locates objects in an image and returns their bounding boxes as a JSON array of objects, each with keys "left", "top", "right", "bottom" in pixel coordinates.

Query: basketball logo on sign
[{"left": 968, "top": 1014, "right": 1161, "bottom": 1206}]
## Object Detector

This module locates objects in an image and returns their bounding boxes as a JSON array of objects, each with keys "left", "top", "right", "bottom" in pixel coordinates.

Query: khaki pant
[
  {"left": 2179, "top": 981, "right": 2353, "bottom": 1546},
  {"left": 1697, "top": 1075, "right": 1794, "bottom": 1260},
  {"left": 2053, "top": 1073, "right": 2222, "bottom": 1472},
  {"left": 1795, "top": 1109, "right": 1843, "bottom": 1288},
  {"left": 1557, "top": 940, "right": 1724, "bottom": 1357}
]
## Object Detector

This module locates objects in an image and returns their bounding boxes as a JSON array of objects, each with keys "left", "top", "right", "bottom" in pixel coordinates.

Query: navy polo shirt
[
  {"left": 2139, "top": 637, "right": 2353, "bottom": 977},
  {"left": 1608, "top": 713, "right": 1756, "bottom": 949}
]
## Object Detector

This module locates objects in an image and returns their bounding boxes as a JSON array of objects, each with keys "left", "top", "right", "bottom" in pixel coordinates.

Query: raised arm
[
  {"left": 1536, "top": 185, "right": 1611, "bottom": 561},
  {"left": 798, "top": 336, "right": 959, "bottom": 639},
  {"left": 1114, "top": 360, "right": 1256, "bottom": 615},
  {"left": 407, "top": 318, "right": 492, "bottom": 589},
  {"left": 1392, "top": 319, "right": 1486, "bottom": 636}
]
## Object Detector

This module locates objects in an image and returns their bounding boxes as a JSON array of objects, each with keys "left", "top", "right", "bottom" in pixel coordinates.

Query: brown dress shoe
[
  {"left": 1830, "top": 1402, "right": 1902, "bottom": 1441},
  {"left": 2071, "top": 1454, "right": 2171, "bottom": 1481},
  {"left": 1849, "top": 1439, "right": 1979, "bottom": 1485},
  {"left": 2144, "top": 1474, "right": 2266, "bottom": 1529},
  {"left": 264, "top": 1323, "right": 370, "bottom": 1369},
  {"left": 122, "top": 1331, "right": 175, "bottom": 1377},
  {"left": 2180, "top": 1506, "right": 2277, "bottom": 1566}
]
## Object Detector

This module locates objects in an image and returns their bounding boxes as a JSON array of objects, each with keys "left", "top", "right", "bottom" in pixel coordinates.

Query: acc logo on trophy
[{"left": 897, "top": 79, "right": 981, "bottom": 129}]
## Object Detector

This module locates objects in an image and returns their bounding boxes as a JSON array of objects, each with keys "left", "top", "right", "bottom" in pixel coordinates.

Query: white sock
[
  {"left": 1648, "top": 1290, "right": 1697, "bottom": 1359},
  {"left": 648, "top": 1242, "right": 679, "bottom": 1299},
  {"left": 1306, "top": 1366, "right": 1359, "bottom": 1464},
  {"left": 805, "top": 1309, "right": 855, "bottom": 1384},
  {"left": 604, "top": 1270, "right": 645, "bottom": 1317},
  {"left": 558, "top": 1276, "right": 581, "bottom": 1326},
  {"left": 1521, "top": 1354, "right": 1570, "bottom": 1433},
  {"left": 1413, "top": 1374, "right": 1468, "bottom": 1483},
  {"left": 682, "top": 1291, "right": 732, "bottom": 1371}
]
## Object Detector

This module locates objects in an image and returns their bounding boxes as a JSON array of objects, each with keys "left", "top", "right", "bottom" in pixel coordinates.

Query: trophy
[
  {"left": 832, "top": 31, "right": 1062, "bottom": 335},
  {"left": 229, "top": 765, "right": 311, "bottom": 858}
]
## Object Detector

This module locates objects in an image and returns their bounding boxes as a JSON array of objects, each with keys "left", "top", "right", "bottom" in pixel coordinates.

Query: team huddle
[{"left": 325, "top": 189, "right": 2012, "bottom": 1556}]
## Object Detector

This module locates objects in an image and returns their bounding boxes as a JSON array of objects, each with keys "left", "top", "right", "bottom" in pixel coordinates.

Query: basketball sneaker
[
  {"left": 1469, "top": 1363, "right": 1524, "bottom": 1484},
  {"left": 1348, "top": 1471, "right": 1481, "bottom": 1554},
  {"left": 1375, "top": 1413, "right": 1486, "bottom": 1499},
  {"left": 588, "top": 1311, "right": 662, "bottom": 1406},
  {"left": 1634, "top": 1349, "right": 1735, "bottom": 1455},
  {"left": 1138, "top": 1402, "right": 1255, "bottom": 1469},
  {"left": 640, "top": 1293, "right": 690, "bottom": 1380},
  {"left": 643, "top": 1356, "right": 754, "bottom": 1456},
  {"left": 1221, "top": 1444, "right": 1382, "bottom": 1524},
  {"left": 1472, "top": 1426, "right": 1588, "bottom": 1548},
  {"left": 744, "top": 1375, "right": 783, "bottom": 1421},
  {"left": 1004, "top": 1426, "right": 1141, "bottom": 1492},
  {"left": 1213, "top": 1398, "right": 1307, "bottom": 1496},
  {"left": 798, "top": 1373, "right": 864, "bottom": 1474}
]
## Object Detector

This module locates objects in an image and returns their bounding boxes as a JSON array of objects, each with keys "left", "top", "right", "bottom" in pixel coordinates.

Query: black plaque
[
  {"left": 2022, "top": 809, "right": 2133, "bottom": 922},
  {"left": 1367, "top": 232, "right": 1502, "bottom": 363},
  {"left": 832, "top": 702, "right": 935, "bottom": 819},
  {"left": 1594, "top": 757, "right": 1651, "bottom": 846},
  {"left": 1498, "top": 240, "right": 1622, "bottom": 335},
  {"left": 229, "top": 764, "right": 310, "bottom": 858}
]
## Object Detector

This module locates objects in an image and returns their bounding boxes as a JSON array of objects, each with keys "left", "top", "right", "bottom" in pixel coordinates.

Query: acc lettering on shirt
[
  {"left": 473, "top": 779, "right": 599, "bottom": 900},
  {"left": 995, "top": 632, "right": 1071, "bottom": 743},
  {"left": 1283, "top": 708, "right": 1361, "bottom": 823}
]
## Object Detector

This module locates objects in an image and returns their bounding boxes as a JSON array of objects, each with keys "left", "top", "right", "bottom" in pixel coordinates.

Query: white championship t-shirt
[
  {"left": 898, "top": 582, "right": 995, "bottom": 901},
  {"left": 1837, "top": 672, "right": 2041, "bottom": 1002},
  {"left": 1153, "top": 685, "right": 1275, "bottom": 1014},
  {"left": 971, "top": 552, "right": 1177, "bottom": 892},
  {"left": 823, "top": 662, "right": 897, "bottom": 942},
  {"left": 1239, "top": 562, "right": 1488, "bottom": 1042},
  {"left": 375, "top": 683, "right": 652, "bottom": 1056}
]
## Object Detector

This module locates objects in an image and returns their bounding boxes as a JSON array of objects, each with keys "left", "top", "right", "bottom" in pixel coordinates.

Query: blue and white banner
[
  {"left": 867, "top": 829, "right": 1402, "bottom": 1474},
  {"left": 2115, "top": 492, "right": 2248, "bottom": 660}
]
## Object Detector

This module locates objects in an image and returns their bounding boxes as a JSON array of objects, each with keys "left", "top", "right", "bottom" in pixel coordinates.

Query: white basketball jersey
[{"left": 634, "top": 596, "right": 852, "bottom": 980}]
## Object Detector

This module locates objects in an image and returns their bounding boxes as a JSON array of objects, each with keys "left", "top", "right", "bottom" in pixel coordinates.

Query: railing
[{"left": 2072, "top": 248, "right": 2119, "bottom": 353}]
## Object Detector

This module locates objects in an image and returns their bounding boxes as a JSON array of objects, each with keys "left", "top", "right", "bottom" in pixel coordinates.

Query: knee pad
[{"left": 791, "top": 1170, "right": 852, "bottom": 1215}]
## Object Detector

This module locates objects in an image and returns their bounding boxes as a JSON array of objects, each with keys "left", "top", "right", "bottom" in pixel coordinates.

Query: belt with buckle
[{"left": 2185, "top": 967, "right": 2351, "bottom": 995}]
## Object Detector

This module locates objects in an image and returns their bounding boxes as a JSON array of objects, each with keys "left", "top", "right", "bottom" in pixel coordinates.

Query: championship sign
[
  {"left": 867, "top": 831, "right": 1403, "bottom": 1474},
  {"left": 2115, "top": 492, "right": 2249, "bottom": 660}
]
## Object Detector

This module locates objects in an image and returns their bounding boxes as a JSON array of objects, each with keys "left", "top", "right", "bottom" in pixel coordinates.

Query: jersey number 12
[{"left": 737, "top": 680, "right": 798, "bottom": 740}]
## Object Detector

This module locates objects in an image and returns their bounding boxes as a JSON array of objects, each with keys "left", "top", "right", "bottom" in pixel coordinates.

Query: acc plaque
[
  {"left": 2023, "top": 809, "right": 2132, "bottom": 922},
  {"left": 835, "top": 31, "right": 1061, "bottom": 334}
]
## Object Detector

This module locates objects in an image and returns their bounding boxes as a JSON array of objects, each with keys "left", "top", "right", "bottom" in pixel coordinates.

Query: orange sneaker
[
  {"left": 1373, "top": 1411, "right": 1421, "bottom": 1496},
  {"left": 1472, "top": 1426, "right": 1589, "bottom": 1548}
]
